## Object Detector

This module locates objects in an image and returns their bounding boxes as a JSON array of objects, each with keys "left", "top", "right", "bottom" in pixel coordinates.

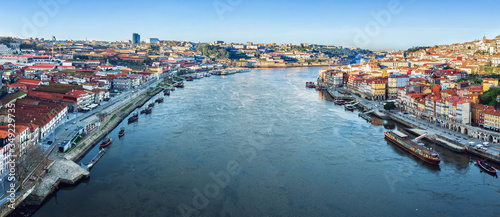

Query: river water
[{"left": 17, "top": 67, "right": 500, "bottom": 216}]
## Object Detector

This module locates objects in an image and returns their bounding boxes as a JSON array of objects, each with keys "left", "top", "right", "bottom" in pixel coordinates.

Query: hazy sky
[{"left": 1, "top": 0, "right": 499, "bottom": 50}]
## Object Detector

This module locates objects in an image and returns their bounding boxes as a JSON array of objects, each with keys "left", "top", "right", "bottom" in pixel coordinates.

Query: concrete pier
[
  {"left": 29, "top": 159, "right": 90, "bottom": 204},
  {"left": 406, "top": 129, "right": 466, "bottom": 153}
]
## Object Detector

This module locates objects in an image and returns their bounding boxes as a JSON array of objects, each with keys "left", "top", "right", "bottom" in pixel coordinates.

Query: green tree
[{"left": 384, "top": 102, "right": 396, "bottom": 110}]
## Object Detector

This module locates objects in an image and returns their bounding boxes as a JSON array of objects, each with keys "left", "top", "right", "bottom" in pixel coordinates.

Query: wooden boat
[
  {"left": 345, "top": 105, "right": 355, "bottom": 111},
  {"left": 118, "top": 127, "right": 125, "bottom": 137},
  {"left": 145, "top": 107, "right": 152, "bottom": 114},
  {"left": 306, "top": 82, "right": 316, "bottom": 88},
  {"left": 477, "top": 159, "right": 498, "bottom": 174},
  {"left": 155, "top": 97, "right": 164, "bottom": 103},
  {"left": 148, "top": 103, "right": 155, "bottom": 108},
  {"left": 128, "top": 112, "right": 139, "bottom": 123},
  {"left": 99, "top": 137, "right": 112, "bottom": 148},
  {"left": 186, "top": 76, "right": 194, "bottom": 81},
  {"left": 334, "top": 100, "right": 345, "bottom": 105},
  {"left": 164, "top": 89, "right": 170, "bottom": 95},
  {"left": 174, "top": 82, "right": 184, "bottom": 88}
]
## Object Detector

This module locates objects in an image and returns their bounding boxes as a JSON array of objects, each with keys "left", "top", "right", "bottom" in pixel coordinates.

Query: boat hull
[
  {"left": 477, "top": 159, "right": 498, "bottom": 174},
  {"left": 385, "top": 132, "right": 441, "bottom": 165},
  {"left": 118, "top": 128, "right": 125, "bottom": 137},
  {"left": 100, "top": 139, "right": 112, "bottom": 148}
]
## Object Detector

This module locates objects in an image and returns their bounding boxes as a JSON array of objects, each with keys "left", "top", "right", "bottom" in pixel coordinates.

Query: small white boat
[{"left": 85, "top": 148, "right": 106, "bottom": 170}]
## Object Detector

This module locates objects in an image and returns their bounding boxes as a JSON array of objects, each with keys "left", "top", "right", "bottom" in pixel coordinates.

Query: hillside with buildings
[{"left": 319, "top": 35, "right": 500, "bottom": 133}]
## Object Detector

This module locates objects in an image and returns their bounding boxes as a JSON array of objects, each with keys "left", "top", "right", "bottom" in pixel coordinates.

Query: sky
[{"left": 0, "top": 0, "right": 499, "bottom": 50}]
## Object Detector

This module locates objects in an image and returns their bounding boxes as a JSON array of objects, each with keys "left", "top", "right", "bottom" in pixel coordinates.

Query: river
[{"left": 15, "top": 67, "right": 500, "bottom": 217}]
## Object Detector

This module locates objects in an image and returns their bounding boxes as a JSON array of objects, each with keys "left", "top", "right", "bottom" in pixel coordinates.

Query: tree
[
  {"left": 255, "top": 51, "right": 262, "bottom": 59},
  {"left": 14, "top": 145, "right": 46, "bottom": 190},
  {"left": 384, "top": 102, "right": 396, "bottom": 110},
  {"left": 97, "top": 112, "right": 108, "bottom": 122}
]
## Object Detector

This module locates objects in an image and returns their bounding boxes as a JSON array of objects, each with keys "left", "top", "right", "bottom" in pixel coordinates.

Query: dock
[
  {"left": 358, "top": 112, "right": 372, "bottom": 122},
  {"left": 406, "top": 129, "right": 466, "bottom": 153},
  {"left": 29, "top": 159, "right": 90, "bottom": 204},
  {"left": 325, "top": 88, "right": 355, "bottom": 100},
  {"left": 433, "top": 136, "right": 466, "bottom": 153}
]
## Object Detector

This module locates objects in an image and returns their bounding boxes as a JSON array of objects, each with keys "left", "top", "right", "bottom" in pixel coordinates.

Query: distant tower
[
  {"left": 132, "top": 33, "right": 140, "bottom": 44},
  {"left": 52, "top": 36, "right": 56, "bottom": 41}
]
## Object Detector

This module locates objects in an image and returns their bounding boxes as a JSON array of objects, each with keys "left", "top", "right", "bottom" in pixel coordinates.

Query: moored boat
[
  {"left": 155, "top": 97, "right": 164, "bottom": 103},
  {"left": 164, "top": 89, "right": 170, "bottom": 95},
  {"left": 334, "top": 100, "right": 344, "bottom": 105},
  {"left": 186, "top": 76, "right": 194, "bottom": 81},
  {"left": 118, "top": 127, "right": 125, "bottom": 137},
  {"left": 477, "top": 159, "right": 498, "bottom": 174},
  {"left": 145, "top": 107, "right": 152, "bottom": 114},
  {"left": 345, "top": 104, "right": 355, "bottom": 111},
  {"left": 384, "top": 130, "right": 441, "bottom": 165},
  {"left": 99, "top": 137, "right": 112, "bottom": 148},
  {"left": 174, "top": 82, "right": 184, "bottom": 88},
  {"left": 306, "top": 82, "right": 316, "bottom": 88},
  {"left": 85, "top": 148, "right": 106, "bottom": 170},
  {"left": 128, "top": 112, "right": 139, "bottom": 123}
]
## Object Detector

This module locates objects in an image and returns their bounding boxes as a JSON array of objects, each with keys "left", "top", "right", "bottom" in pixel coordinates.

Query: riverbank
[
  {"left": 2, "top": 78, "right": 169, "bottom": 215},
  {"left": 325, "top": 87, "right": 500, "bottom": 164},
  {"left": 249, "top": 63, "right": 338, "bottom": 69},
  {"left": 27, "top": 67, "right": 500, "bottom": 217}
]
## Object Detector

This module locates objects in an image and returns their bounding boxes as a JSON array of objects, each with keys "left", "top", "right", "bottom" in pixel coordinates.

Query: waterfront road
[{"left": 47, "top": 77, "right": 164, "bottom": 160}]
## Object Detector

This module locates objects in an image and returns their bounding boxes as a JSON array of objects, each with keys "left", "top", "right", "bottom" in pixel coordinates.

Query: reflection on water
[{"left": 371, "top": 118, "right": 384, "bottom": 126}]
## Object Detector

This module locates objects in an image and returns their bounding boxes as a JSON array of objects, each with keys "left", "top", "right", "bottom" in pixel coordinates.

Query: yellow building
[
  {"left": 484, "top": 110, "right": 500, "bottom": 130},
  {"left": 422, "top": 86, "right": 432, "bottom": 95},
  {"left": 417, "top": 100, "right": 426, "bottom": 112},
  {"left": 483, "top": 78, "right": 499, "bottom": 92},
  {"left": 465, "top": 94, "right": 480, "bottom": 104},
  {"left": 370, "top": 80, "right": 386, "bottom": 100}
]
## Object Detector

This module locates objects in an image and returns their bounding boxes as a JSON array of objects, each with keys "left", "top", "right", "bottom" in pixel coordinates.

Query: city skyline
[{"left": 0, "top": 0, "right": 499, "bottom": 50}]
